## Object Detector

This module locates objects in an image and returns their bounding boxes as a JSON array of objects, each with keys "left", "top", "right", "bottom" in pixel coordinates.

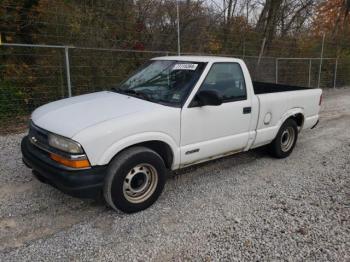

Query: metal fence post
[
  {"left": 59, "top": 54, "right": 65, "bottom": 99},
  {"left": 64, "top": 46, "right": 72, "bottom": 97},
  {"left": 318, "top": 34, "right": 325, "bottom": 88},
  {"left": 176, "top": 0, "right": 181, "bottom": 56},
  {"left": 275, "top": 58, "right": 278, "bottom": 83},
  {"left": 334, "top": 59, "right": 338, "bottom": 88},
  {"left": 308, "top": 59, "right": 312, "bottom": 87},
  {"left": 242, "top": 41, "right": 246, "bottom": 60}
]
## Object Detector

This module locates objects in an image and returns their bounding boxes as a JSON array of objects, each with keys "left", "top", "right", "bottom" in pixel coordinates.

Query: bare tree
[{"left": 256, "top": 0, "right": 283, "bottom": 43}]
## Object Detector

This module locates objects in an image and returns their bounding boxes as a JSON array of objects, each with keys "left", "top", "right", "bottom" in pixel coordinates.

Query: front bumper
[{"left": 21, "top": 136, "right": 107, "bottom": 198}]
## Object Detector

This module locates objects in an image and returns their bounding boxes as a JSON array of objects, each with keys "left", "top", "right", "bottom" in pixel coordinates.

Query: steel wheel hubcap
[
  {"left": 123, "top": 164, "right": 158, "bottom": 203},
  {"left": 281, "top": 127, "right": 295, "bottom": 152}
]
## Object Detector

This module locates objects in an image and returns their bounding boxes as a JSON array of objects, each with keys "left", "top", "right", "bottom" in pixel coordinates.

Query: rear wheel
[
  {"left": 269, "top": 119, "right": 298, "bottom": 158},
  {"left": 103, "top": 146, "right": 167, "bottom": 213}
]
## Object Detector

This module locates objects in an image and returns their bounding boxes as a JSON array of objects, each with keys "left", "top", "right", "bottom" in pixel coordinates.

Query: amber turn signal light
[{"left": 50, "top": 153, "right": 90, "bottom": 168}]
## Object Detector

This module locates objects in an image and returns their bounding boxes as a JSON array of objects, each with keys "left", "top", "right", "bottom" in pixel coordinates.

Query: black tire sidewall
[
  {"left": 271, "top": 119, "right": 298, "bottom": 158},
  {"left": 105, "top": 148, "right": 166, "bottom": 213}
]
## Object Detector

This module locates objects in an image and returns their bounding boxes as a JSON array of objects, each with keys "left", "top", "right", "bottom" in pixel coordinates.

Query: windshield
[{"left": 113, "top": 60, "right": 206, "bottom": 106}]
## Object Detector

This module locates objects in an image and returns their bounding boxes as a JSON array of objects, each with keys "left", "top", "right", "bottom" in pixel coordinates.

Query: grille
[{"left": 28, "top": 122, "right": 49, "bottom": 151}]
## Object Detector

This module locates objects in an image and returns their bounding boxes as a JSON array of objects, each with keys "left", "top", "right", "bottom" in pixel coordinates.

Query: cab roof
[{"left": 151, "top": 55, "right": 242, "bottom": 63}]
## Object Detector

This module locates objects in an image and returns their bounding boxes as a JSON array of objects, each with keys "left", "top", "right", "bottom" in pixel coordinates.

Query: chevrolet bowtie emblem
[{"left": 30, "top": 136, "right": 38, "bottom": 143}]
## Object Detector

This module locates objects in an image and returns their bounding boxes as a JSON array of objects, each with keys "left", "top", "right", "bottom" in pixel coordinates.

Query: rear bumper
[
  {"left": 21, "top": 136, "right": 107, "bottom": 199},
  {"left": 303, "top": 115, "right": 319, "bottom": 130}
]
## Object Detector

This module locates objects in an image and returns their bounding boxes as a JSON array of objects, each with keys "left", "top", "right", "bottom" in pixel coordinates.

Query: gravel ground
[{"left": 0, "top": 88, "right": 349, "bottom": 261}]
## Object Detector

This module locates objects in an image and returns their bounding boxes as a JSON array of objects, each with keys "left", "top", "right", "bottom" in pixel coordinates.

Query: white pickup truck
[{"left": 22, "top": 56, "right": 322, "bottom": 213}]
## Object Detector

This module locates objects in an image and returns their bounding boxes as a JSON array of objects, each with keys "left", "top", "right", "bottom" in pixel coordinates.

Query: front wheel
[
  {"left": 103, "top": 146, "right": 167, "bottom": 213},
  {"left": 269, "top": 119, "right": 298, "bottom": 158}
]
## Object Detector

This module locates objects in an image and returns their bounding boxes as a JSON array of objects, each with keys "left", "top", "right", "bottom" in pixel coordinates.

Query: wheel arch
[
  {"left": 277, "top": 108, "right": 305, "bottom": 132},
  {"left": 289, "top": 112, "right": 304, "bottom": 129},
  {"left": 98, "top": 132, "right": 179, "bottom": 169},
  {"left": 123, "top": 140, "right": 174, "bottom": 169}
]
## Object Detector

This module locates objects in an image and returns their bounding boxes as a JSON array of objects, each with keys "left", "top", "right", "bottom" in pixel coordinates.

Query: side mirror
[{"left": 191, "top": 90, "right": 222, "bottom": 107}]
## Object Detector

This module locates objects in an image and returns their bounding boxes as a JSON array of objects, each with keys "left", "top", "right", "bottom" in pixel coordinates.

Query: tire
[
  {"left": 103, "top": 146, "right": 167, "bottom": 213},
  {"left": 269, "top": 118, "right": 298, "bottom": 158}
]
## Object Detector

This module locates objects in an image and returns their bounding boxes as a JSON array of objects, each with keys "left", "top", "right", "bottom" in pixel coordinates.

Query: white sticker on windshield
[{"left": 172, "top": 63, "right": 198, "bottom": 71}]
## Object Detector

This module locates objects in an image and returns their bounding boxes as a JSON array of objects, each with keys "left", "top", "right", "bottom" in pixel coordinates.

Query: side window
[{"left": 200, "top": 63, "right": 247, "bottom": 102}]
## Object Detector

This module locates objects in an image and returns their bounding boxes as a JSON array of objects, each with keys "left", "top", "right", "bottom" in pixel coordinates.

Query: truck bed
[{"left": 253, "top": 81, "right": 309, "bottom": 95}]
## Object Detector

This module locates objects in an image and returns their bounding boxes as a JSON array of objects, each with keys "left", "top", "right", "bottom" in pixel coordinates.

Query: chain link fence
[{"left": 0, "top": 42, "right": 348, "bottom": 134}]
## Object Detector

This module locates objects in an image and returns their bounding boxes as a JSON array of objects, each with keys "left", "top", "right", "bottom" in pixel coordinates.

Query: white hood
[{"left": 32, "top": 91, "right": 161, "bottom": 138}]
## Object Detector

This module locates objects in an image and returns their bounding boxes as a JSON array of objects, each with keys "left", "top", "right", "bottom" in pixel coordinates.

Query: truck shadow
[
  {"left": 171, "top": 146, "right": 269, "bottom": 178},
  {"left": 83, "top": 145, "right": 272, "bottom": 214}
]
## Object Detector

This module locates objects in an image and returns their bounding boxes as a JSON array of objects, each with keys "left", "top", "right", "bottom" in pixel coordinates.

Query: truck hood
[{"left": 32, "top": 91, "right": 161, "bottom": 138}]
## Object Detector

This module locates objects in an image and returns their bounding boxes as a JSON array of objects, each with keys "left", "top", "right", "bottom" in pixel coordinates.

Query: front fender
[{"left": 97, "top": 132, "right": 180, "bottom": 169}]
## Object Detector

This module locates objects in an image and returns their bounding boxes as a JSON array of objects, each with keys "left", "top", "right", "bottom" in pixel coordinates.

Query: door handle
[{"left": 243, "top": 107, "right": 251, "bottom": 114}]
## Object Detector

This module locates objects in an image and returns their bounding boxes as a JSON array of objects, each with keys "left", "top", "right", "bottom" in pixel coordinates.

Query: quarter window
[{"left": 200, "top": 63, "right": 246, "bottom": 102}]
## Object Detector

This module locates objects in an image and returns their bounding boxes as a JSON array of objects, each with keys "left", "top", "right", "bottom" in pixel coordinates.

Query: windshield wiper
[{"left": 112, "top": 88, "right": 151, "bottom": 101}]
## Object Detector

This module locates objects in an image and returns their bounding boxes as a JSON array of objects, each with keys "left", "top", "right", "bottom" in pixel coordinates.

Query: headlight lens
[{"left": 48, "top": 134, "right": 83, "bottom": 154}]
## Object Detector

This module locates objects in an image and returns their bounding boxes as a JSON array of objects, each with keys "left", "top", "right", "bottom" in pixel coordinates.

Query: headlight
[{"left": 48, "top": 134, "right": 83, "bottom": 154}]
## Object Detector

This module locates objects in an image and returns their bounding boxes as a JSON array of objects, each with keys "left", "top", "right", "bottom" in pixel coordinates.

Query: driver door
[{"left": 180, "top": 62, "right": 252, "bottom": 166}]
